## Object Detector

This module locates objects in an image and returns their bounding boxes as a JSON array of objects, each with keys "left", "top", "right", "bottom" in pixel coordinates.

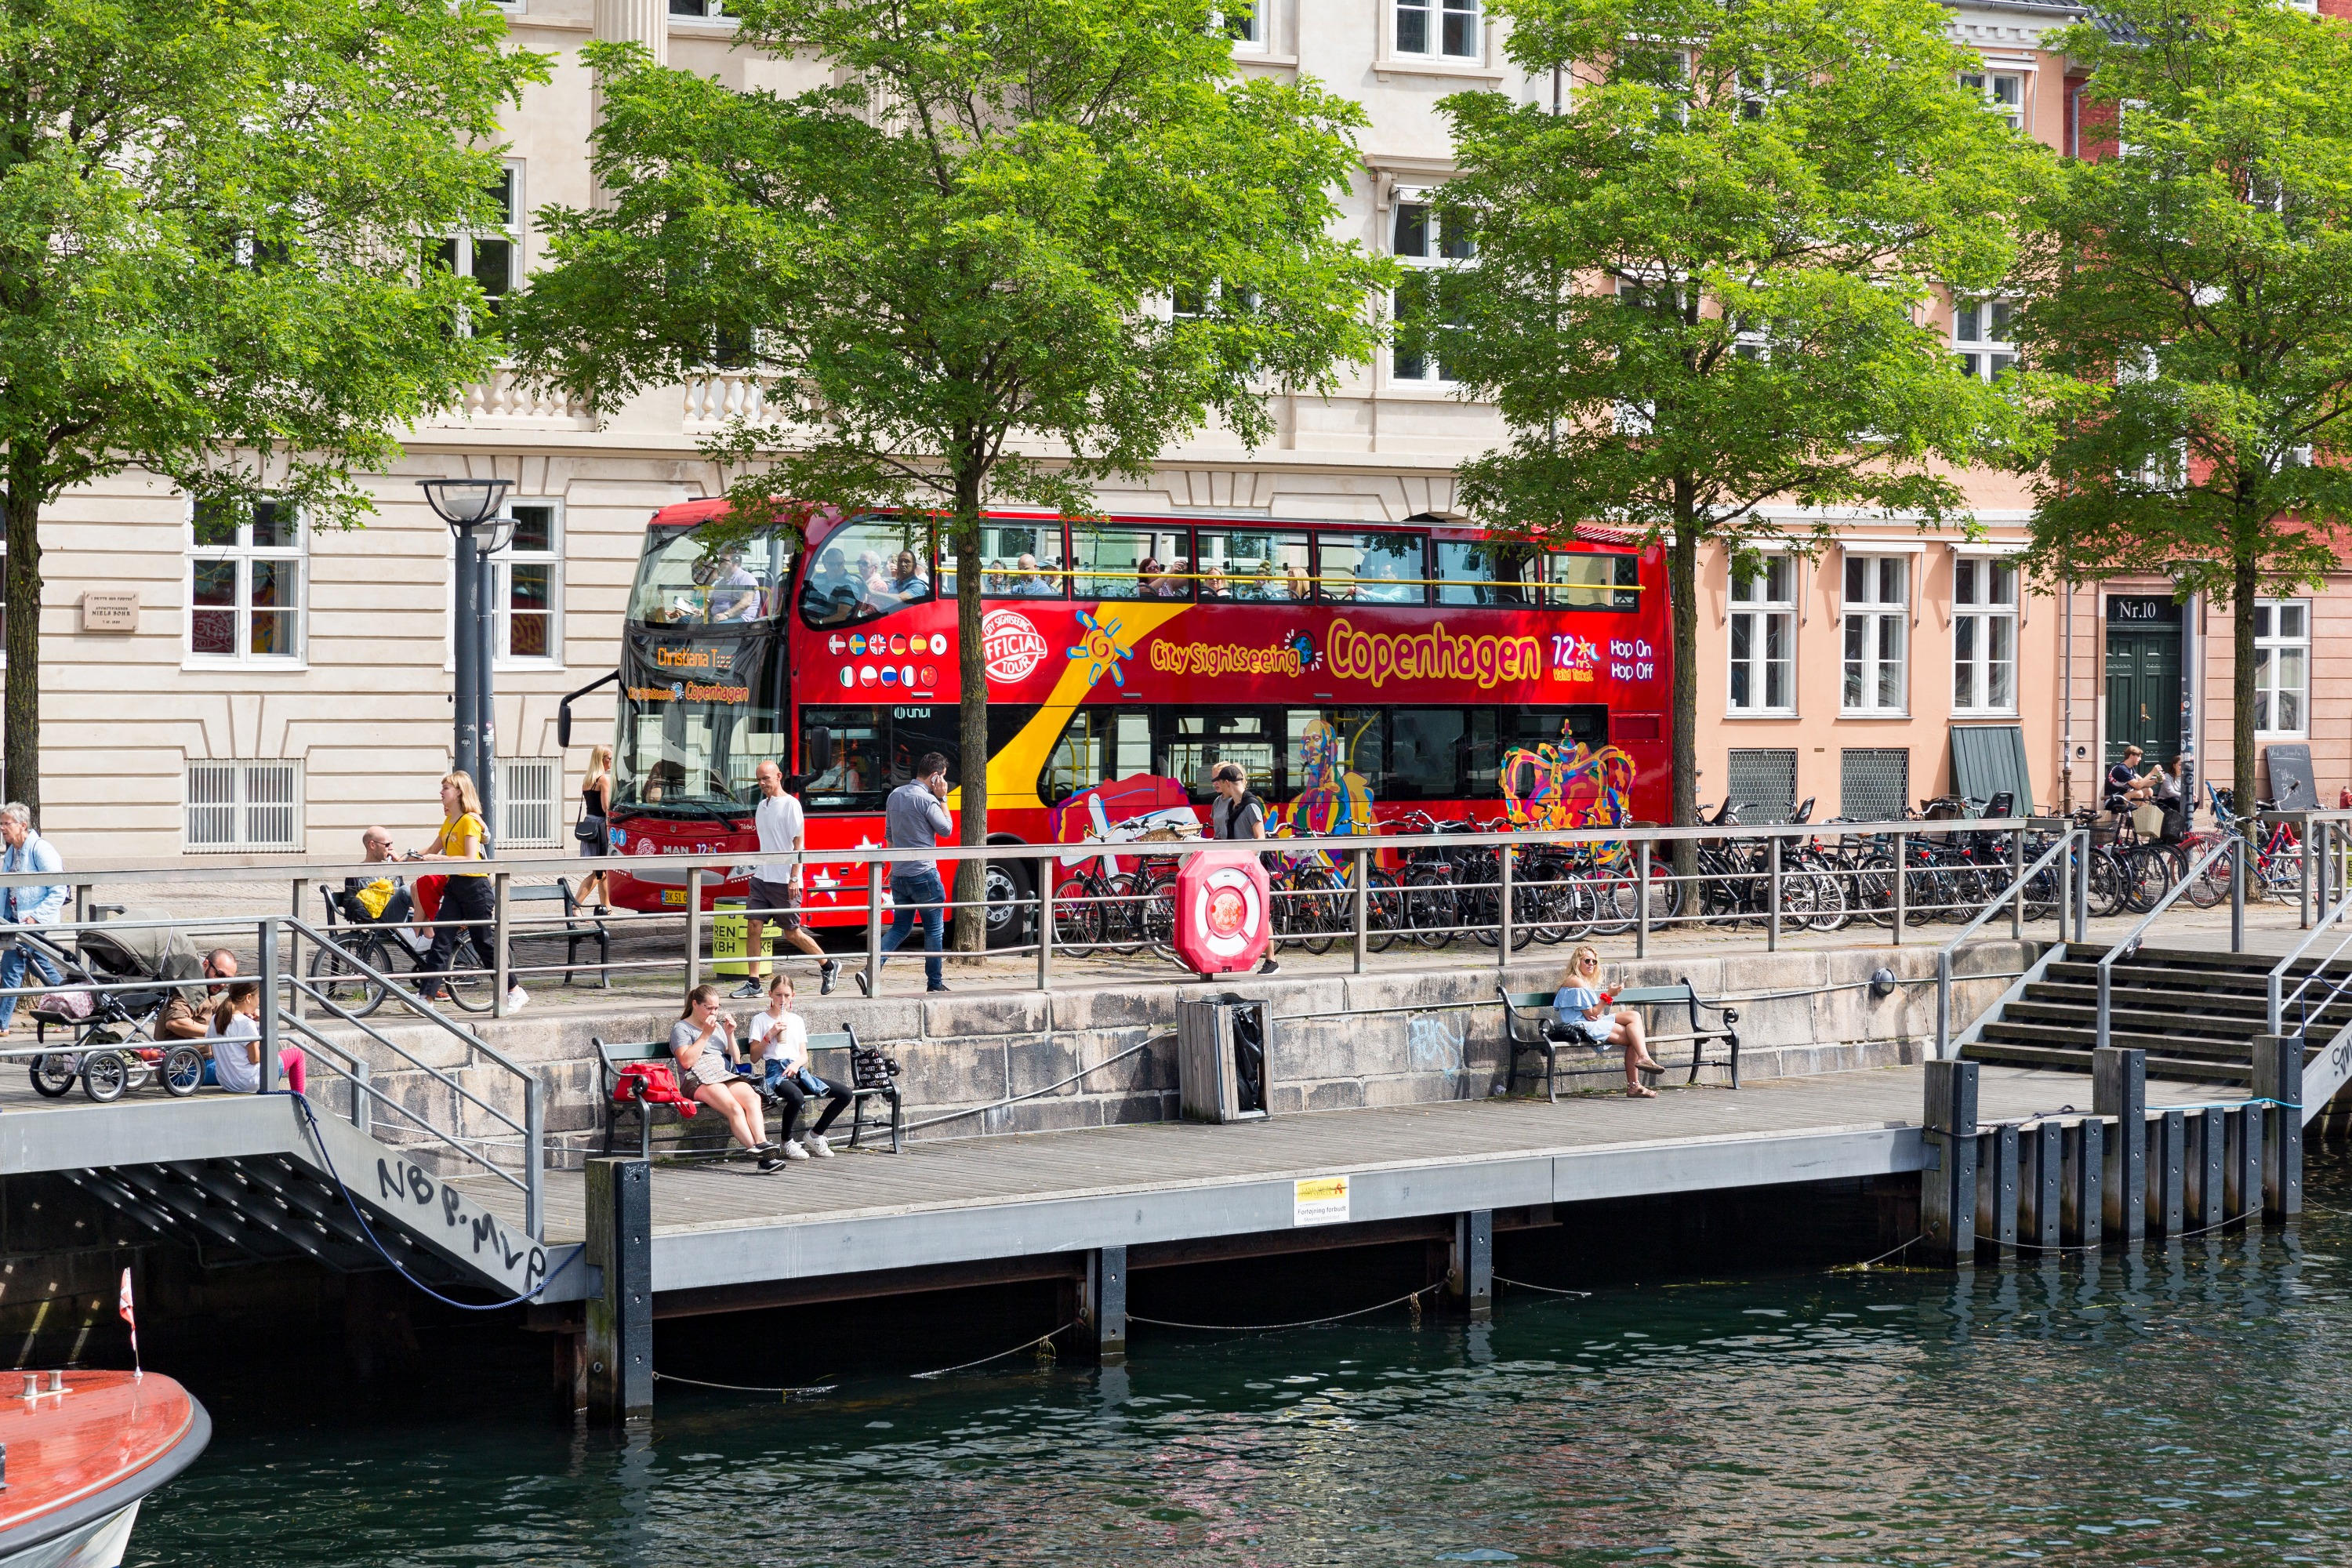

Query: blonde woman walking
[
  {"left": 577, "top": 745, "right": 614, "bottom": 910},
  {"left": 1552, "top": 944, "right": 1664, "bottom": 1098}
]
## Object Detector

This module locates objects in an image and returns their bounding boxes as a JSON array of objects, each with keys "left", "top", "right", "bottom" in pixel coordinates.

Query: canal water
[{"left": 136, "top": 1158, "right": 2352, "bottom": 1566}]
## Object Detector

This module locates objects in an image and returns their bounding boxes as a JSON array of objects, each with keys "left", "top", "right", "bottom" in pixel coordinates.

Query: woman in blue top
[{"left": 1554, "top": 945, "right": 1665, "bottom": 1098}]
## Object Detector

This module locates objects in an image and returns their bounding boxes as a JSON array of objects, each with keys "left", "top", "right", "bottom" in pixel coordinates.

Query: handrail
[
  {"left": 1934, "top": 826, "right": 2082, "bottom": 1058},
  {"left": 2266, "top": 879, "right": 2352, "bottom": 1036},
  {"left": 2096, "top": 833, "right": 2245, "bottom": 1053}
]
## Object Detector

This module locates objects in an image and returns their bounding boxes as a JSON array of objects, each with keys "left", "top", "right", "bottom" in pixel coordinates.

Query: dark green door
[{"left": 2104, "top": 597, "right": 2182, "bottom": 769}]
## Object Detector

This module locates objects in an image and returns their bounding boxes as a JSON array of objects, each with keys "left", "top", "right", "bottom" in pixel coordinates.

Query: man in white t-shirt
[{"left": 737, "top": 759, "right": 840, "bottom": 997}]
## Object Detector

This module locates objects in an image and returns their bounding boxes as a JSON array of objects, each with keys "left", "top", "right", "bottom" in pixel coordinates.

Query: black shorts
[{"left": 747, "top": 877, "right": 804, "bottom": 929}]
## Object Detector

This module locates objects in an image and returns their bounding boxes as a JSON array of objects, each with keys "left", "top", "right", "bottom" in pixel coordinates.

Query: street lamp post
[{"left": 418, "top": 477, "right": 514, "bottom": 846}]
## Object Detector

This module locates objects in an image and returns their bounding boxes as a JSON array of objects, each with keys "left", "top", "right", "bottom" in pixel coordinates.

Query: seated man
[
  {"left": 710, "top": 548, "right": 763, "bottom": 621},
  {"left": 1013, "top": 552, "right": 1057, "bottom": 596},
  {"left": 2104, "top": 743, "right": 2152, "bottom": 815},
  {"left": 341, "top": 828, "right": 415, "bottom": 927},
  {"left": 160, "top": 948, "right": 238, "bottom": 1040},
  {"left": 887, "top": 549, "right": 931, "bottom": 604}
]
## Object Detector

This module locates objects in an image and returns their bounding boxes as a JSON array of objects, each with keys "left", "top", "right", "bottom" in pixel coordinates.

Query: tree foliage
[
  {"left": 0, "top": 0, "right": 544, "bottom": 814},
  {"left": 510, "top": 0, "right": 1388, "bottom": 944},
  {"left": 2013, "top": 0, "right": 2352, "bottom": 811},
  {"left": 1427, "top": 0, "right": 2040, "bottom": 837}
]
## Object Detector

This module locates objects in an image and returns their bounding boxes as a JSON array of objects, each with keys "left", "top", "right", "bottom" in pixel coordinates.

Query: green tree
[
  {"left": 1425, "top": 0, "right": 2038, "bottom": 852},
  {"left": 2012, "top": 0, "right": 2352, "bottom": 817},
  {"left": 509, "top": 0, "right": 1387, "bottom": 949},
  {"left": 0, "top": 1, "right": 545, "bottom": 815}
]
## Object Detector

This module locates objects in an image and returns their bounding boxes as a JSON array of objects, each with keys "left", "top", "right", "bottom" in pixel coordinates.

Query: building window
[
  {"left": 1960, "top": 70, "right": 2024, "bottom": 129},
  {"left": 1217, "top": 1, "right": 1262, "bottom": 45},
  {"left": 499, "top": 757, "right": 561, "bottom": 848},
  {"left": 1397, "top": 0, "right": 1478, "bottom": 57},
  {"left": 668, "top": 0, "right": 721, "bottom": 16},
  {"left": 2254, "top": 599, "right": 2309, "bottom": 737},
  {"left": 190, "top": 499, "right": 304, "bottom": 662},
  {"left": 1839, "top": 748, "right": 1910, "bottom": 822},
  {"left": 185, "top": 760, "right": 301, "bottom": 851},
  {"left": 429, "top": 165, "right": 521, "bottom": 333},
  {"left": 1841, "top": 554, "right": 1908, "bottom": 714},
  {"left": 1728, "top": 556, "right": 1796, "bottom": 715},
  {"left": 1392, "top": 199, "right": 1470, "bottom": 384},
  {"left": 1726, "top": 749, "right": 1799, "bottom": 822},
  {"left": 1954, "top": 299, "right": 2016, "bottom": 382},
  {"left": 497, "top": 502, "right": 561, "bottom": 663},
  {"left": 1952, "top": 557, "right": 2018, "bottom": 715}
]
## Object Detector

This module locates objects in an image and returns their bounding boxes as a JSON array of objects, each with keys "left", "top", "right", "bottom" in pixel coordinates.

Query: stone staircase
[{"left": 1960, "top": 946, "right": 2352, "bottom": 1086}]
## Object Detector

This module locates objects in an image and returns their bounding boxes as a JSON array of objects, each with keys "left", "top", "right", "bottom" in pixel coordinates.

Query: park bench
[
  {"left": 596, "top": 1028, "right": 905, "bottom": 1160},
  {"left": 1498, "top": 980, "right": 1742, "bottom": 1101}
]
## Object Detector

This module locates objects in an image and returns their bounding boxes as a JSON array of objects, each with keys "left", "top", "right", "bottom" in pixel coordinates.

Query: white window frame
[
  {"left": 1393, "top": 0, "right": 1480, "bottom": 60},
  {"left": 495, "top": 499, "right": 564, "bottom": 669},
  {"left": 498, "top": 757, "right": 561, "bottom": 848},
  {"left": 184, "top": 760, "right": 303, "bottom": 853},
  {"left": 1960, "top": 69, "right": 2024, "bottom": 129},
  {"left": 666, "top": 0, "right": 728, "bottom": 18},
  {"left": 1840, "top": 553, "right": 1909, "bottom": 716},
  {"left": 186, "top": 498, "right": 307, "bottom": 668},
  {"left": 1951, "top": 556, "right": 2020, "bottom": 717},
  {"left": 1215, "top": 0, "right": 1265, "bottom": 49},
  {"left": 1726, "top": 555, "right": 1797, "bottom": 717},
  {"left": 2253, "top": 597, "right": 2310, "bottom": 739},
  {"left": 1953, "top": 297, "right": 2016, "bottom": 383},
  {"left": 1389, "top": 194, "right": 1470, "bottom": 387},
  {"left": 434, "top": 162, "right": 523, "bottom": 336}
]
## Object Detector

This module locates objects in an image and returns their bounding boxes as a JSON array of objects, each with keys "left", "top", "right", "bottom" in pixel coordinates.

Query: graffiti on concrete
[
  {"left": 1407, "top": 1011, "right": 1467, "bottom": 1076},
  {"left": 376, "top": 1158, "right": 547, "bottom": 1289}
]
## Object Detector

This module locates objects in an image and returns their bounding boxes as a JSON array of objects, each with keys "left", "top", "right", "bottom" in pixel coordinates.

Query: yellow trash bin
[{"left": 712, "top": 897, "right": 775, "bottom": 978}]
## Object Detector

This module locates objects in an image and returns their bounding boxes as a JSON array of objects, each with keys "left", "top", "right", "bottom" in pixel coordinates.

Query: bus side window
[
  {"left": 1434, "top": 540, "right": 1537, "bottom": 607},
  {"left": 1385, "top": 709, "right": 1465, "bottom": 800}
]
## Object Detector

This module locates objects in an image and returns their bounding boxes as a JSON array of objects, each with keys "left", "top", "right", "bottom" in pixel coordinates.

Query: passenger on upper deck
[
  {"left": 804, "top": 546, "right": 861, "bottom": 625},
  {"left": 709, "top": 547, "right": 762, "bottom": 621},
  {"left": 1010, "top": 553, "right": 1057, "bottom": 597},
  {"left": 887, "top": 550, "right": 930, "bottom": 603}
]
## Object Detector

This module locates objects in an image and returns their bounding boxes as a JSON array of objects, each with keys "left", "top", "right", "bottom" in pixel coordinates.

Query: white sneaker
[
  {"left": 782, "top": 1138, "right": 811, "bottom": 1160},
  {"left": 802, "top": 1134, "right": 834, "bottom": 1159},
  {"left": 506, "top": 985, "right": 529, "bottom": 1013}
]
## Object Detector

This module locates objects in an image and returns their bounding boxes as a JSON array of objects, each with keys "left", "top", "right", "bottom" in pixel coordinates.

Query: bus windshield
[
  {"left": 615, "top": 634, "right": 786, "bottom": 817},
  {"left": 629, "top": 524, "right": 798, "bottom": 626}
]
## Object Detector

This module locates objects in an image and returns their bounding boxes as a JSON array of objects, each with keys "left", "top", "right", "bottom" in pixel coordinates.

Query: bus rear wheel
[{"left": 982, "top": 860, "right": 1033, "bottom": 950}]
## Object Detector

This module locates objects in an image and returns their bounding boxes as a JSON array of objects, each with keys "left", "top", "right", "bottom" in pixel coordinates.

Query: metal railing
[
  {"left": 1934, "top": 826, "right": 2088, "bottom": 1058},
  {"left": 2095, "top": 833, "right": 2247, "bottom": 1054}
]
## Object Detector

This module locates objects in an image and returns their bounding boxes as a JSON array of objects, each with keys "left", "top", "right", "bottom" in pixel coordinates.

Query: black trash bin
[{"left": 1177, "top": 993, "right": 1272, "bottom": 1123}]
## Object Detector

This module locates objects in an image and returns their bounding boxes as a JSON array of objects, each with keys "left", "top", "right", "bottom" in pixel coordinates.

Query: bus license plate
[{"left": 662, "top": 889, "right": 687, "bottom": 907}]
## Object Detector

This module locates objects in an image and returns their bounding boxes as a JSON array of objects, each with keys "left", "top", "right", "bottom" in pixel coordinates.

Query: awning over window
[{"left": 1951, "top": 724, "right": 2032, "bottom": 815}]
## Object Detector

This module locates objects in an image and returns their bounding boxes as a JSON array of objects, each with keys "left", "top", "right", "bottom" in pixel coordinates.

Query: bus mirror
[
  {"left": 557, "top": 703, "right": 574, "bottom": 750},
  {"left": 808, "top": 727, "right": 830, "bottom": 774}
]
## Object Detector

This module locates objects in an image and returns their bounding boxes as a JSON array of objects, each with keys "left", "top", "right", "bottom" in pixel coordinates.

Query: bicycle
[{"left": 308, "top": 912, "right": 492, "bottom": 1016}]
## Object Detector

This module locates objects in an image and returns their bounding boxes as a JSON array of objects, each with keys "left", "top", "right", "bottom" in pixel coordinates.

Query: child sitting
[{"left": 746, "top": 974, "right": 855, "bottom": 1159}]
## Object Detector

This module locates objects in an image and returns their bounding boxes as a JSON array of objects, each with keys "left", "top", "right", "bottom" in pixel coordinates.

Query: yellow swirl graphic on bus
[{"left": 1325, "top": 618, "right": 1542, "bottom": 689}]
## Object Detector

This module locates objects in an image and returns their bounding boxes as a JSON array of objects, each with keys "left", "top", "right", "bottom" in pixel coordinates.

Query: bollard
[
  {"left": 2252, "top": 1035, "right": 2303, "bottom": 1220},
  {"left": 1920, "top": 1059, "right": 1979, "bottom": 1266},
  {"left": 1975, "top": 1123, "right": 2018, "bottom": 1260},
  {"left": 2147, "top": 1108, "right": 2185, "bottom": 1237},
  {"left": 2093, "top": 1047, "right": 2146, "bottom": 1244},
  {"left": 1081, "top": 1247, "right": 1127, "bottom": 1366},
  {"left": 2186, "top": 1106, "right": 2226, "bottom": 1231},
  {"left": 2060, "top": 1117, "right": 2103, "bottom": 1250},
  {"left": 585, "top": 1157, "right": 653, "bottom": 1422},
  {"left": 2018, "top": 1119, "right": 2063, "bottom": 1253},
  {"left": 1448, "top": 1210, "right": 1494, "bottom": 1319}
]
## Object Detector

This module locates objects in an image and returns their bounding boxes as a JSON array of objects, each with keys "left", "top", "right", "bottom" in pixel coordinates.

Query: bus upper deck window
[
  {"left": 942, "top": 522, "right": 1066, "bottom": 600},
  {"left": 1072, "top": 526, "right": 1189, "bottom": 601},
  {"left": 1546, "top": 552, "right": 1640, "bottom": 611},
  {"left": 800, "top": 517, "right": 934, "bottom": 629},
  {"left": 1195, "top": 530, "right": 1310, "bottom": 603},
  {"left": 1319, "top": 532, "right": 1428, "bottom": 606},
  {"left": 1434, "top": 540, "right": 1537, "bottom": 607}
]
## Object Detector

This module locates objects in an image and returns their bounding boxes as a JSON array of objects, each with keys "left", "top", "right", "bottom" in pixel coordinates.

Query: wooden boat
[{"left": 0, "top": 1370, "right": 209, "bottom": 1568}]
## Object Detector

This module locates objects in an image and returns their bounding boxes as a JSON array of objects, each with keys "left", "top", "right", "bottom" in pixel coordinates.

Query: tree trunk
[
  {"left": 2, "top": 457, "right": 40, "bottom": 821},
  {"left": 1668, "top": 495, "right": 1700, "bottom": 884},
  {"left": 950, "top": 468, "right": 989, "bottom": 953},
  {"left": 2232, "top": 550, "right": 2259, "bottom": 825}
]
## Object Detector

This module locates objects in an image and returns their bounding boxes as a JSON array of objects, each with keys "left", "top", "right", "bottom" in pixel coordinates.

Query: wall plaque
[{"left": 78, "top": 592, "right": 138, "bottom": 632}]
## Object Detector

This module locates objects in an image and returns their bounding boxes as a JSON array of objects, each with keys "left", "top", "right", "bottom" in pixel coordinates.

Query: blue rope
[{"left": 275, "top": 1090, "right": 578, "bottom": 1312}]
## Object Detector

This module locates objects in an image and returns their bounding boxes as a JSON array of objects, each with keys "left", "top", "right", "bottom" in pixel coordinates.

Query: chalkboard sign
[{"left": 2265, "top": 743, "right": 2318, "bottom": 810}]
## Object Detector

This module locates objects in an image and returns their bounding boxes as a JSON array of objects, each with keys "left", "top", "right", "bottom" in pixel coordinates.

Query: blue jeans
[
  {"left": 0, "top": 939, "right": 62, "bottom": 1029},
  {"left": 877, "top": 867, "right": 946, "bottom": 989}
]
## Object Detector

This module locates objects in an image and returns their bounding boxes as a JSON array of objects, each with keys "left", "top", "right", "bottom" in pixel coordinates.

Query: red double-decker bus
[{"left": 572, "top": 502, "right": 1672, "bottom": 942}]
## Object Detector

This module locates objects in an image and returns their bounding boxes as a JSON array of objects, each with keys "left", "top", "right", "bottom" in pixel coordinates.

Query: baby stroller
[{"left": 26, "top": 913, "right": 209, "bottom": 1102}]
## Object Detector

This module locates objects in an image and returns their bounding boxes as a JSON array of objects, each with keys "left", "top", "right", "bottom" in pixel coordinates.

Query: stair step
[
  {"left": 1961, "top": 1041, "right": 2252, "bottom": 1083},
  {"left": 1998, "top": 1001, "right": 2270, "bottom": 1041},
  {"left": 1978, "top": 1020, "right": 2256, "bottom": 1062}
]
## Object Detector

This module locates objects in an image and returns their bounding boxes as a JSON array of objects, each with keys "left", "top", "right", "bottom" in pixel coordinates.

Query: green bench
[
  {"left": 595, "top": 1029, "right": 904, "bottom": 1159},
  {"left": 1498, "top": 981, "right": 1742, "bottom": 1101}
]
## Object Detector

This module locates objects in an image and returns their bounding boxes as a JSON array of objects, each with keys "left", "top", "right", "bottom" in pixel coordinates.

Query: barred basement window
[
  {"left": 1839, "top": 748, "right": 1911, "bottom": 823},
  {"left": 499, "top": 757, "right": 561, "bottom": 848},
  {"left": 1726, "top": 749, "right": 1798, "bottom": 823},
  {"left": 185, "top": 760, "right": 301, "bottom": 852}
]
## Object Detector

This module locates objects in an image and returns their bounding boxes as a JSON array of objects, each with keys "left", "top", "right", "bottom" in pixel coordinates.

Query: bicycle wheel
[
  {"left": 1363, "top": 867, "right": 1404, "bottom": 955},
  {"left": 1776, "top": 866, "right": 1820, "bottom": 935},
  {"left": 1581, "top": 869, "right": 1636, "bottom": 938},
  {"left": 1853, "top": 853, "right": 1896, "bottom": 928},
  {"left": 1403, "top": 870, "right": 1458, "bottom": 949},
  {"left": 309, "top": 937, "right": 389, "bottom": 1018},
  {"left": 1051, "top": 874, "right": 1103, "bottom": 958},
  {"left": 2185, "top": 848, "right": 2231, "bottom": 909},
  {"left": 1292, "top": 873, "right": 1341, "bottom": 956},
  {"left": 2122, "top": 848, "right": 2170, "bottom": 914},
  {"left": 1138, "top": 871, "right": 1177, "bottom": 957},
  {"left": 2087, "top": 848, "right": 2129, "bottom": 919}
]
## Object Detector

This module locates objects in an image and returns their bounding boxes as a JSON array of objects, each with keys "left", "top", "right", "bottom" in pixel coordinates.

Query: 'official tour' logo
[{"left": 982, "top": 608, "right": 1049, "bottom": 683}]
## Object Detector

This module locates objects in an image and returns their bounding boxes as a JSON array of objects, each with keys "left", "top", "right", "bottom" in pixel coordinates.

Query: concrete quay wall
[{"left": 315, "top": 942, "right": 2033, "bottom": 1169}]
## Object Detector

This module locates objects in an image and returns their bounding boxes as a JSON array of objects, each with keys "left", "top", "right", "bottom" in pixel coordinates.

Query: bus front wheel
[{"left": 982, "top": 860, "right": 1034, "bottom": 950}]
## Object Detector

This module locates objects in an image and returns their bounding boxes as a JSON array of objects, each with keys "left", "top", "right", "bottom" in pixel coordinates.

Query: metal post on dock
[
  {"left": 1036, "top": 858, "right": 1053, "bottom": 994},
  {"left": 2253, "top": 1034, "right": 2303, "bottom": 1220},
  {"left": 524, "top": 1073, "right": 546, "bottom": 1241},
  {"left": 1352, "top": 850, "right": 1370, "bottom": 975},
  {"left": 2060, "top": 1117, "right": 2103, "bottom": 1250},
  {"left": 1976, "top": 1123, "right": 2018, "bottom": 1260},
  {"left": 289, "top": 878, "right": 307, "bottom": 1021},
  {"left": 492, "top": 870, "right": 512, "bottom": 1018},
  {"left": 2009, "top": 827, "right": 2025, "bottom": 941},
  {"left": 2148, "top": 1108, "right": 2185, "bottom": 1237},
  {"left": 1635, "top": 840, "right": 1651, "bottom": 960},
  {"left": 1496, "top": 847, "right": 1513, "bottom": 966},
  {"left": 2094, "top": 1047, "right": 2146, "bottom": 1244},
  {"left": 2019, "top": 1119, "right": 2062, "bottom": 1253},
  {"left": 257, "top": 916, "right": 278, "bottom": 1094},
  {"left": 585, "top": 1157, "right": 652, "bottom": 1422},
  {"left": 1081, "top": 1247, "right": 1127, "bottom": 1366},
  {"left": 865, "top": 866, "right": 884, "bottom": 997},
  {"left": 684, "top": 868, "right": 704, "bottom": 997},
  {"left": 1891, "top": 833, "right": 1906, "bottom": 946},
  {"left": 2233, "top": 837, "right": 2247, "bottom": 953},
  {"left": 1920, "top": 1059, "right": 1978, "bottom": 1267},
  {"left": 1448, "top": 1210, "right": 1494, "bottom": 1319},
  {"left": 1766, "top": 834, "right": 1780, "bottom": 953},
  {"left": 2299, "top": 816, "right": 2313, "bottom": 930},
  {"left": 2073, "top": 829, "right": 2090, "bottom": 946},
  {"left": 350, "top": 1058, "right": 372, "bottom": 1138}
]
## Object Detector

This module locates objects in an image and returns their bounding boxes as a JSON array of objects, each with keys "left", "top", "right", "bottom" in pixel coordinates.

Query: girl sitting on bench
[
  {"left": 673, "top": 985, "right": 786, "bottom": 1171},
  {"left": 1552, "top": 945, "right": 1666, "bottom": 1099}
]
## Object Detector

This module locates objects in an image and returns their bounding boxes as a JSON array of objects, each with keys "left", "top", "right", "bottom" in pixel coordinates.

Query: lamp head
[{"left": 418, "top": 477, "right": 512, "bottom": 533}]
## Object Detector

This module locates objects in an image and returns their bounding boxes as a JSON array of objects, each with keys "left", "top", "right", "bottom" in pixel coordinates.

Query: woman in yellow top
[{"left": 409, "top": 771, "right": 525, "bottom": 1011}]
